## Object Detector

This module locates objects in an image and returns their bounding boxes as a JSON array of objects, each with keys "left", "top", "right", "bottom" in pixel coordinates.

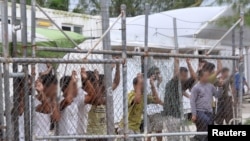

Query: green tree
[
  {"left": 46, "top": 0, "right": 69, "bottom": 11},
  {"left": 16, "top": 0, "right": 47, "bottom": 6},
  {"left": 215, "top": 0, "right": 250, "bottom": 26},
  {"left": 16, "top": 0, "right": 69, "bottom": 11},
  {"left": 72, "top": 0, "right": 88, "bottom": 13},
  {"left": 88, "top": 0, "right": 199, "bottom": 17}
]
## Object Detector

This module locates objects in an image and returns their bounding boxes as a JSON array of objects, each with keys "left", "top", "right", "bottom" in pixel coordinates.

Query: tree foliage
[
  {"left": 16, "top": 0, "right": 69, "bottom": 11},
  {"left": 15, "top": 0, "right": 200, "bottom": 16},
  {"left": 87, "top": 0, "right": 198, "bottom": 17},
  {"left": 215, "top": 0, "right": 250, "bottom": 26}
]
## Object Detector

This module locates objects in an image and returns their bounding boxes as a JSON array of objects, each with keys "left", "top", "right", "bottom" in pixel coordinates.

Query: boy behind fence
[
  {"left": 190, "top": 70, "right": 223, "bottom": 141},
  {"left": 118, "top": 74, "right": 162, "bottom": 141}
]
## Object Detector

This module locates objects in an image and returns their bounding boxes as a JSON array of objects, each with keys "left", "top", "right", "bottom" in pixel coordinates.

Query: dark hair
[
  {"left": 15, "top": 76, "right": 25, "bottom": 87},
  {"left": 133, "top": 77, "right": 139, "bottom": 86},
  {"left": 198, "top": 69, "right": 209, "bottom": 79},
  {"left": 202, "top": 62, "right": 215, "bottom": 73},
  {"left": 199, "top": 59, "right": 207, "bottom": 64},
  {"left": 86, "top": 71, "right": 96, "bottom": 83},
  {"left": 40, "top": 74, "right": 58, "bottom": 88},
  {"left": 99, "top": 74, "right": 105, "bottom": 85},
  {"left": 82, "top": 71, "right": 96, "bottom": 89},
  {"left": 221, "top": 67, "right": 229, "bottom": 73},
  {"left": 179, "top": 67, "right": 188, "bottom": 73},
  {"left": 147, "top": 66, "right": 160, "bottom": 78},
  {"left": 60, "top": 76, "right": 71, "bottom": 92}
]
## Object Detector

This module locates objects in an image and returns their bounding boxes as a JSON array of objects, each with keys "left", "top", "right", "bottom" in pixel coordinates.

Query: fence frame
[{"left": 0, "top": 1, "right": 246, "bottom": 141}]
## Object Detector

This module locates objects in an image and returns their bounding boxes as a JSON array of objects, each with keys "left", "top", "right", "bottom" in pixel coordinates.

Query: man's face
[
  {"left": 45, "top": 83, "right": 58, "bottom": 99},
  {"left": 179, "top": 71, "right": 188, "bottom": 82},
  {"left": 200, "top": 71, "right": 210, "bottom": 83},
  {"left": 222, "top": 71, "right": 229, "bottom": 79},
  {"left": 154, "top": 70, "right": 161, "bottom": 81}
]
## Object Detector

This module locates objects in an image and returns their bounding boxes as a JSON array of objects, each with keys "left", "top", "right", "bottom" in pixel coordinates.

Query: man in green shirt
[{"left": 119, "top": 74, "right": 162, "bottom": 141}]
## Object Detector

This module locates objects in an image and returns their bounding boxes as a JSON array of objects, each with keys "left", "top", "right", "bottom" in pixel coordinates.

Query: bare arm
[
  {"left": 51, "top": 100, "right": 61, "bottom": 122},
  {"left": 84, "top": 80, "right": 96, "bottom": 104},
  {"left": 60, "top": 71, "right": 77, "bottom": 110},
  {"left": 174, "top": 58, "right": 179, "bottom": 77},
  {"left": 150, "top": 77, "right": 163, "bottom": 105},
  {"left": 39, "top": 63, "right": 53, "bottom": 76},
  {"left": 183, "top": 91, "right": 190, "bottom": 98},
  {"left": 112, "top": 63, "right": 120, "bottom": 90},
  {"left": 133, "top": 86, "right": 142, "bottom": 104},
  {"left": 215, "top": 60, "right": 222, "bottom": 76},
  {"left": 190, "top": 87, "right": 198, "bottom": 116},
  {"left": 133, "top": 76, "right": 143, "bottom": 104},
  {"left": 186, "top": 58, "right": 197, "bottom": 80},
  {"left": 80, "top": 67, "right": 96, "bottom": 104},
  {"left": 35, "top": 80, "right": 52, "bottom": 114}
]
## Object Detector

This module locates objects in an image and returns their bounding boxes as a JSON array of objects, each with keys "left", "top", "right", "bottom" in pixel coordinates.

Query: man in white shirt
[
  {"left": 146, "top": 66, "right": 164, "bottom": 141},
  {"left": 34, "top": 74, "right": 60, "bottom": 141},
  {"left": 59, "top": 68, "right": 95, "bottom": 140}
]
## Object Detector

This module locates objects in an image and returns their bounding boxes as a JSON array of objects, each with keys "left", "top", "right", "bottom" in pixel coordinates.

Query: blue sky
[{"left": 69, "top": 0, "right": 79, "bottom": 11}]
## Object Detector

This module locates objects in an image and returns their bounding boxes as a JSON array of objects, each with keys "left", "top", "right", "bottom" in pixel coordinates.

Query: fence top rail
[
  {"left": 35, "top": 132, "right": 208, "bottom": 140},
  {"left": 0, "top": 57, "right": 124, "bottom": 64},
  {"left": 37, "top": 46, "right": 240, "bottom": 60}
]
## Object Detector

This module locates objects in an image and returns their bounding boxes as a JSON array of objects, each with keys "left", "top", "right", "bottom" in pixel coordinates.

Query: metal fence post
[
  {"left": 238, "top": 9, "right": 244, "bottom": 124},
  {"left": 1, "top": 0, "right": 11, "bottom": 140},
  {"left": 0, "top": 64, "right": 3, "bottom": 140},
  {"left": 121, "top": 4, "right": 128, "bottom": 140},
  {"left": 232, "top": 29, "right": 236, "bottom": 73},
  {"left": 11, "top": 0, "right": 20, "bottom": 140},
  {"left": 173, "top": 17, "right": 185, "bottom": 140},
  {"left": 31, "top": 0, "right": 36, "bottom": 139},
  {"left": 0, "top": 65, "right": 3, "bottom": 140},
  {"left": 100, "top": 0, "right": 115, "bottom": 139},
  {"left": 20, "top": 0, "right": 31, "bottom": 140},
  {"left": 143, "top": 3, "right": 150, "bottom": 140}
]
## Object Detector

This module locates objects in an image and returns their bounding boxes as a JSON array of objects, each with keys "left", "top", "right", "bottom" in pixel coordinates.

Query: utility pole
[{"left": 100, "top": 0, "right": 115, "bottom": 140}]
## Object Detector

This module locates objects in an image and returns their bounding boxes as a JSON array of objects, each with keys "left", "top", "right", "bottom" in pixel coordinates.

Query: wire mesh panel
[{"left": 0, "top": 50, "right": 244, "bottom": 141}]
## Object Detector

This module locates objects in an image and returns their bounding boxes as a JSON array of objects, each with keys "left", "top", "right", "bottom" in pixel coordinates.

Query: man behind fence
[
  {"left": 33, "top": 74, "right": 60, "bottom": 141},
  {"left": 58, "top": 68, "right": 95, "bottom": 140},
  {"left": 162, "top": 58, "right": 196, "bottom": 141},
  {"left": 87, "top": 63, "right": 120, "bottom": 141},
  {"left": 118, "top": 74, "right": 162, "bottom": 141},
  {"left": 146, "top": 66, "right": 164, "bottom": 141},
  {"left": 214, "top": 67, "right": 234, "bottom": 125},
  {"left": 191, "top": 70, "right": 223, "bottom": 141}
]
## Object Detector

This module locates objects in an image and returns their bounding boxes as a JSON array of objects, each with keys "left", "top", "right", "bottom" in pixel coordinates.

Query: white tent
[{"left": 110, "top": 6, "right": 228, "bottom": 49}]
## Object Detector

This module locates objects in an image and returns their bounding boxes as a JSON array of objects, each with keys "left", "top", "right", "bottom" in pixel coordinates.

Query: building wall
[{"left": 6, "top": 2, "right": 102, "bottom": 47}]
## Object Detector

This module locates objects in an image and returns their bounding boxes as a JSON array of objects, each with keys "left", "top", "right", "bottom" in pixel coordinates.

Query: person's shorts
[{"left": 147, "top": 113, "right": 163, "bottom": 132}]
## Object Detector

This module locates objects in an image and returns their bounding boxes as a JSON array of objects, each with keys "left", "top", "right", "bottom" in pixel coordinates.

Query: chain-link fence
[
  {"left": 0, "top": 52, "right": 243, "bottom": 141},
  {"left": 1, "top": 1, "right": 249, "bottom": 141}
]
